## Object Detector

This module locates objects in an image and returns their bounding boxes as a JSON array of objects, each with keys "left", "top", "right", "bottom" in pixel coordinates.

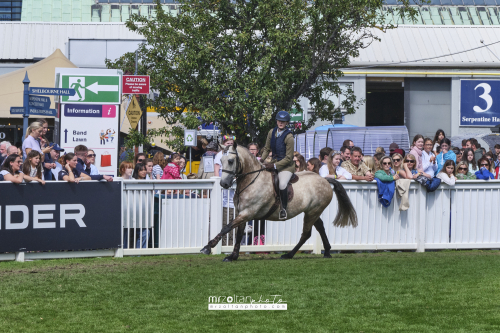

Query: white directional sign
[{"left": 60, "top": 75, "right": 121, "bottom": 104}]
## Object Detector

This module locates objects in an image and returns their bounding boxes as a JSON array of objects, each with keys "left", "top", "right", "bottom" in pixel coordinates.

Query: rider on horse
[{"left": 260, "top": 111, "right": 295, "bottom": 220}]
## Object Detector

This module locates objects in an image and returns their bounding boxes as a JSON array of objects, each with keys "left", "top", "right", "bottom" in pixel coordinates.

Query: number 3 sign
[{"left": 461, "top": 80, "right": 500, "bottom": 126}]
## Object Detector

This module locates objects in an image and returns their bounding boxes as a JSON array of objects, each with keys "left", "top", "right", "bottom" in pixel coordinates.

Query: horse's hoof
[
  {"left": 200, "top": 246, "right": 211, "bottom": 255},
  {"left": 223, "top": 256, "right": 233, "bottom": 262},
  {"left": 324, "top": 254, "right": 332, "bottom": 258},
  {"left": 280, "top": 254, "right": 293, "bottom": 260}
]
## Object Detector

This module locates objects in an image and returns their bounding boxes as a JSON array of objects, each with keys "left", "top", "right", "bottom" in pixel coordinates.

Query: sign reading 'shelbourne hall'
[{"left": 461, "top": 80, "right": 500, "bottom": 127}]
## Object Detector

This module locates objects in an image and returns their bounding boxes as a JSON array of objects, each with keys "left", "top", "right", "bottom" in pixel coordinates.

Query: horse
[{"left": 200, "top": 143, "right": 357, "bottom": 261}]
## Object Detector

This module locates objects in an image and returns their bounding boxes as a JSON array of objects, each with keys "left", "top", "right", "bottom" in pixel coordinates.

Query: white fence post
[
  {"left": 15, "top": 251, "right": 25, "bottom": 262},
  {"left": 312, "top": 229, "right": 322, "bottom": 254},
  {"left": 416, "top": 184, "right": 427, "bottom": 253},
  {"left": 210, "top": 177, "right": 223, "bottom": 255}
]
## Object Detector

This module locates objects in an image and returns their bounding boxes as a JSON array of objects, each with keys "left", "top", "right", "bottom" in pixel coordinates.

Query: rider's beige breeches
[{"left": 278, "top": 171, "right": 293, "bottom": 190}]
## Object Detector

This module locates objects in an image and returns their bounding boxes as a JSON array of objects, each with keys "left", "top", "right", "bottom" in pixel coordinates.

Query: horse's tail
[{"left": 325, "top": 178, "right": 358, "bottom": 228}]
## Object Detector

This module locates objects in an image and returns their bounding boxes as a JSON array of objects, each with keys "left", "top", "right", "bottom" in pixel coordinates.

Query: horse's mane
[{"left": 223, "top": 144, "right": 263, "bottom": 169}]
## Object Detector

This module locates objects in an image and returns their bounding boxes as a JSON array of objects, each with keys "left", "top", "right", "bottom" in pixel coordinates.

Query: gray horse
[{"left": 200, "top": 143, "right": 357, "bottom": 261}]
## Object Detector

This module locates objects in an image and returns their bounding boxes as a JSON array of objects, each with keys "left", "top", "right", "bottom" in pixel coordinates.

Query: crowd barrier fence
[{"left": 4, "top": 178, "right": 500, "bottom": 262}]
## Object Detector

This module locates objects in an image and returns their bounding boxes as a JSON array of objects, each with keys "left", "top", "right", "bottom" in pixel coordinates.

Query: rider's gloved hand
[{"left": 264, "top": 163, "right": 275, "bottom": 170}]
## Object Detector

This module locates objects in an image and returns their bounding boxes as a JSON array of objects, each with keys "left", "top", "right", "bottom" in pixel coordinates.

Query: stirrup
[{"left": 279, "top": 209, "right": 287, "bottom": 220}]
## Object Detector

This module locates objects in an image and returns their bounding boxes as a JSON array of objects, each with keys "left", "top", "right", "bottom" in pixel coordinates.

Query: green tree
[{"left": 107, "top": 0, "right": 421, "bottom": 149}]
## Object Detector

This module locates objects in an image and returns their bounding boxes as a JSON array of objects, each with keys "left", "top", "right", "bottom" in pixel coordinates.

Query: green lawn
[{"left": 1, "top": 251, "right": 500, "bottom": 332}]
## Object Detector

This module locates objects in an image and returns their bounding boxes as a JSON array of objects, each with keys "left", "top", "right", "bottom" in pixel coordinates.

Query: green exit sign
[
  {"left": 61, "top": 75, "right": 121, "bottom": 104},
  {"left": 290, "top": 110, "right": 303, "bottom": 122}
]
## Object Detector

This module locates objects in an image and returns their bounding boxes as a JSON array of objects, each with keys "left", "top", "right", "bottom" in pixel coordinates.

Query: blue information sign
[
  {"left": 10, "top": 106, "right": 56, "bottom": 117},
  {"left": 29, "top": 87, "right": 76, "bottom": 96},
  {"left": 28, "top": 95, "right": 51, "bottom": 109},
  {"left": 461, "top": 80, "right": 500, "bottom": 126}
]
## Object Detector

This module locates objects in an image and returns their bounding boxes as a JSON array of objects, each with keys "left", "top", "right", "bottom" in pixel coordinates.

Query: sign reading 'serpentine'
[{"left": 461, "top": 80, "right": 500, "bottom": 127}]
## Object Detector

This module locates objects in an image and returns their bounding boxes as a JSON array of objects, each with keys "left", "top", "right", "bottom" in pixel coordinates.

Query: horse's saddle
[{"left": 262, "top": 171, "right": 299, "bottom": 219}]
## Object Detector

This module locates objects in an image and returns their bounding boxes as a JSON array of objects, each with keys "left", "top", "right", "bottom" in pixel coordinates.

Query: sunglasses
[
  {"left": 88, "top": 154, "right": 96, "bottom": 158},
  {"left": 393, "top": 158, "right": 401, "bottom": 162},
  {"left": 406, "top": 160, "right": 415, "bottom": 163},
  {"left": 382, "top": 162, "right": 391, "bottom": 165},
  {"left": 480, "top": 163, "right": 489, "bottom": 167},
  {"left": 137, "top": 159, "right": 145, "bottom": 163},
  {"left": 459, "top": 167, "right": 468, "bottom": 171}
]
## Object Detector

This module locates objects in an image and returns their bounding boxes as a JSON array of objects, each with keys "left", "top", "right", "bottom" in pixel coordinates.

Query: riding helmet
[{"left": 276, "top": 111, "right": 290, "bottom": 122}]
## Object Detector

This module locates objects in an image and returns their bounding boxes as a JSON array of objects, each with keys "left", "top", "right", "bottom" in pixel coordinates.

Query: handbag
[{"left": 100, "top": 151, "right": 112, "bottom": 167}]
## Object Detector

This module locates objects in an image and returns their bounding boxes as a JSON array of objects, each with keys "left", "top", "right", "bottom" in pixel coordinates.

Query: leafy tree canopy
[{"left": 107, "top": 0, "right": 421, "bottom": 150}]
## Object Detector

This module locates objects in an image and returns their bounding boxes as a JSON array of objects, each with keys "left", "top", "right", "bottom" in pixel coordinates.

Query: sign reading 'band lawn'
[
  {"left": 461, "top": 80, "right": 500, "bottom": 127},
  {"left": 60, "top": 75, "right": 121, "bottom": 104}
]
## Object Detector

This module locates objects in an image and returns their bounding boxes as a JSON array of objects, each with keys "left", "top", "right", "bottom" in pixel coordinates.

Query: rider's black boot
[{"left": 279, "top": 189, "right": 288, "bottom": 220}]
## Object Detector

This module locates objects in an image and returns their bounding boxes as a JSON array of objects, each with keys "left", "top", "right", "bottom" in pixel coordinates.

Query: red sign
[{"left": 122, "top": 75, "right": 150, "bottom": 94}]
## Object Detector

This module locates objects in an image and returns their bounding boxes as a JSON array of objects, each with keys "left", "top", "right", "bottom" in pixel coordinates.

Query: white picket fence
[{"left": 4, "top": 178, "right": 500, "bottom": 262}]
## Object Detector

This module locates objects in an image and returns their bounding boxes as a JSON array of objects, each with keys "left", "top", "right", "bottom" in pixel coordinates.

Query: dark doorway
[{"left": 366, "top": 81, "right": 404, "bottom": 126}]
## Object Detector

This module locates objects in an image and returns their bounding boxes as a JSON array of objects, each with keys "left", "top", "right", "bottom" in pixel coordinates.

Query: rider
[{"left": 260, "top": 111, "right": 295, "bottom": 219}]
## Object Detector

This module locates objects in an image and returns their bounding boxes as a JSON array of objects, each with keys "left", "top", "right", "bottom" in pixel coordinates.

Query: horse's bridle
[{"left": 221, "top": 147, "right": 265, "bottom": 196}]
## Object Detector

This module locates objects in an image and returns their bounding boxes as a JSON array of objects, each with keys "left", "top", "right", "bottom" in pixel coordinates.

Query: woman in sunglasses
[
  {"left": 436, "top": 138, "right": 456, "bottom": 174},
  {"left": 391, "top": 153, "right": 405, "bottom": 178},
  {"left": 455, "top": 161, "right": 476, "bottom": 180},
  {"left": 374, "top": 156, "right": 400, "bottom": 181},
  {"left": 403, "top": 154, "right": 422, "bottom": 180},
  {"left": 475, "top": 157, "right": 495, "bottom": 180}
]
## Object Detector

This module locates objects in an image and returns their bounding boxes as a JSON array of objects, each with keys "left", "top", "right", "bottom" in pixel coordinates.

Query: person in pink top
[
  {"left": 161, "top": 153, "right": 182, "bottom": 180},
  {"left": 409, "top": 134, "right": 424, "bottom": 172}
]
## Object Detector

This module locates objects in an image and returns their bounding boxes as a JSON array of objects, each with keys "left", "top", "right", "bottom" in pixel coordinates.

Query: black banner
[{"left": 0, "top": 182, "right": 121, "bottom": 253}]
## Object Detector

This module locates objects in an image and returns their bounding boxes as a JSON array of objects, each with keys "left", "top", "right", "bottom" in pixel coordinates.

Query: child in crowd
[
  {"left": 132, "top": 163, "right": 148, "bottom": 180},
  {"left": 22, "top": 151, "right": 45, "bottom": 184},
  {"left": 161, "top": 153, "right": 182, "bottom": 180},
  {"left": 319, "top": 151, "right": 352, "bottom": 180},
  {"left": 437, "top": 160, "right": 456, "bottom": 185},
  {"left": 306, "top": 157, "right": 321, "bottom": 174},
  {"left": 463, "top": 148, "right": 478, "bottom": 174},
  {"left": 422, "top": 137, "right": 438, "bottom": 178},
  {"left": 1, "top": 154, "right": 43, "bottom": 184},
  {"left": 432, "top": 129, "right": 445, "bottom": 155},
  {"left": 455, "top": 161, "right": 476, "bottom": 180}
]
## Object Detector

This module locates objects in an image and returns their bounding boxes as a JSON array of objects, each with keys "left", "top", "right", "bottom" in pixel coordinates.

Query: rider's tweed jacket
[{"left": 261, "top": 128, "right": 295, "bottom": 173}]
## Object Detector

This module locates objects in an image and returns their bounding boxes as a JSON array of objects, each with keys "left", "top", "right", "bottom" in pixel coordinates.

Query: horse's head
[{"left": 220, "top": 142, "right": 240, "bottom": 189}]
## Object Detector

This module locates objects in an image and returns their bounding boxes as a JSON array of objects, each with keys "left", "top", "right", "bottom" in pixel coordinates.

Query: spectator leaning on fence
[
  {"left": 319, "top": 147, "right": 333, "bottom": 166},
  {"left": 143, "top": 158, "right": 153, "bottom": 180},
  {"left": 293, "top": 153, "right": 307, "bottom": 172},
  {"left": 119, "top": 161, "right": 134, "bottom": 179},
  {"left": 319, "top": 151, "right": 352, "bottom": 180},
  {"left": 375, "top": 156, "right": 399, "bottom": 182},
  {"left": 436, "top": 138, "right": 456, "bottom": 174},
  {"left": 437, "top": 160, "right": 457, "bottom": 186},
  {"left": 456, "top": 161, "right": 476, "bottom": 180},
  {"left": 432, "top": 129, "right": 445, "bottom": 155},
  {"left": 402, "top": 154, "right": 420, "bottom": 179},
  {"left": 475, "top": 157, "right": 495, "bottom": 180},
  {"left": 22, "top": 151, "right": 46, "bottom": 184},
  {"left": 1, "top": 154, "right": 35, "bottom": 183},
  {"left": 84, "top": 150, "right": 99, "bottom": 176},
  {"left": 132, "top": 163, "right": 148, "bottom": 180},
  {"left": 342, "top": 147, "right": 374, "bottom": 181},
  {"left": 422, "top": 137, "right": 438, "bottom": 178},
  {"left": 340, "top": 145, "right": 351, "bottom": 164},
  {"left": 58, "top": 153, "right": 91, "bottom": 183},
  {"left": 307, "top": 157, "right": 321, "bottom": 174},
  {"left": 391, "top": 153, "right": 404, "bottom": 177},
  {"left": 74, "top": 145, "right": 113, "bottom": 181},
  {"left": 152, "top": 152, "right": 166, "bottom": 180}
]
